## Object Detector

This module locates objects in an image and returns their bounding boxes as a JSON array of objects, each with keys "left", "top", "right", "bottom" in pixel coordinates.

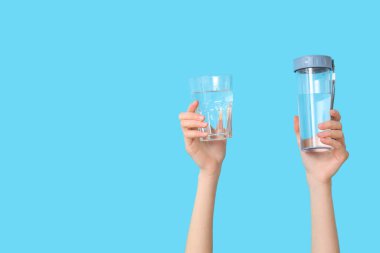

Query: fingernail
[{"left": 202, "top": 122, "right": 208, "bottom": 127}]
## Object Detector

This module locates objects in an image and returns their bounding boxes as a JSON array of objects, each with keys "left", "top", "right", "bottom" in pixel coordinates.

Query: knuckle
[
  {"left": 187, "top": 113, "right": 196, "bottom": 120},
  {"left": 187, "top": 131, "right": 195, "bottom": 138}
]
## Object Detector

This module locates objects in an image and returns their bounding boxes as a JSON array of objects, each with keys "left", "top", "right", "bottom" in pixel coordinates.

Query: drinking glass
[{"left": 189, "top": 75, "right": 233, "bottom": 141}]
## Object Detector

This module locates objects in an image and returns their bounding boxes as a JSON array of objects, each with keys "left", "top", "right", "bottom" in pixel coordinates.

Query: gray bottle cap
[{"left": 293, "top": 55, "right": 333, "bottom": 72}]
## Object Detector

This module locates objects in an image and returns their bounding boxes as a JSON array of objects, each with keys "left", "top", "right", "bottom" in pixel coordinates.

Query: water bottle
[{"left": 293, "top": 55, "right": 336, "bottom": 151}]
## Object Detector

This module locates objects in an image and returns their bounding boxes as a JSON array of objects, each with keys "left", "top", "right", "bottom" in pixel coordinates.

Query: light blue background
[{"left": 1, "top": 0, "right": 379, "bottom": 252}]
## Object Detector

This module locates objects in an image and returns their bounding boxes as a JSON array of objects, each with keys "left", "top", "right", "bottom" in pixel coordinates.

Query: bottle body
[{"left": 296, "top": 67, "right": 333, "bottom": 151}]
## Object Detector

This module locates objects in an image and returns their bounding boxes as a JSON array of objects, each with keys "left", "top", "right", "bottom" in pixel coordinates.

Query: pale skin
[
  {"left": 180, "top": 101, "right": 348, "bottom": 253},
  {"left": 294, "top": 109, "right": 349, "bottom": 253},
  {"left": 179, "top": 100, "right": 225, "bottom": 253}
]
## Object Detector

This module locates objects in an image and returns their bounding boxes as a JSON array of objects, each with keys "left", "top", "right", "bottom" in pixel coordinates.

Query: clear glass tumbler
[{"left": 189, "top": 75, "right": 233, "bottom": 141}]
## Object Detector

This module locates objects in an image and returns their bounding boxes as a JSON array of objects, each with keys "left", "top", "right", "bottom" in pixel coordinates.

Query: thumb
[
  {"left": 187, "top": 100, "right": 199, "bottom": 113},
  {"left": 293, "top": 116, "right": 301, "bottom": 147}
]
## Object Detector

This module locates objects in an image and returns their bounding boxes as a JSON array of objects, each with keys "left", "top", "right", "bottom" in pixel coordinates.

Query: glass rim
[
  {"left": 189, "top": 74, "right": 232, "bottom": 83},
  {"left": 189, "top": 74, "right": 233, "bottom": 93}
]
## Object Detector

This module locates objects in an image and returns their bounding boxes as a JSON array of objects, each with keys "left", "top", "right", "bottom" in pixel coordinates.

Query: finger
[
  {"left": 330, "top": 110, "right": 341, "bottom": 121},
  {"left": 187, "top": 100, "right": 199, "bottom": 113},
  {"left": 319, "top": 120, "right": 342, "bottom": 130},
  {"left": 317, "top": 130, "right": 344, "bottom": 140},
  {"left": 320, "top": 138, "right": 349, "bottom": 161},
  {"left": 293, "top": 116, "right": 301, "bottom": 147},
  {"left": 179, "top": 112, "right": 205, "bottom": 121},
  {"left": 320, "top": 137, "right": 344, "bottom": 150},
  {"left": 184, "top": 130, "right": 208, "bottom": 139},
  {"left": 181, "top": 120, "right": 208, "bottom": 129}
]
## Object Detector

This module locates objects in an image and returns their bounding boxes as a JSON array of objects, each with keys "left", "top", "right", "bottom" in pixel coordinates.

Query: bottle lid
[{"left": 293, "top": 55, "right": 333, "bottom": 72}]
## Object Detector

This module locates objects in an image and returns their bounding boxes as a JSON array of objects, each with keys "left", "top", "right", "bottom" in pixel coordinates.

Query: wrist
[
  {"left": 199, "top": 167, "right": 221, "bottom": 180},
  {"left": 199, "top": 161, "right": 222, "bottom": 177},
  {"left": 307, "top": 174, "right": 332, "bottom": 192}
]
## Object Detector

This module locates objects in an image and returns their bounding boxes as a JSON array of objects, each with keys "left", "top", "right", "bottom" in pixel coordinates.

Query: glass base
[
  {"left": 301, "top": 136, "right": 332, "bottom": 152},
  {"left": 200, "top": 132, "right": 231, "bottom": 142}
]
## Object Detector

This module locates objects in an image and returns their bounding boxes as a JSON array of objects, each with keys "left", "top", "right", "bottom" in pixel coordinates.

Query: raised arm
[
  {"left": 179, "top": 101, "right": 226, "bottom": 253},
  {"left": 294, "top": 110, "right": 349, "bottom": 253}
]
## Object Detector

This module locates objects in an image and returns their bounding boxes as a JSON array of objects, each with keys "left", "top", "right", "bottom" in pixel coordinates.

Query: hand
[
  {"left": 294, "top": 110, "right": 349, "bottom": 187},
  {"left": 179, "top": 100, "right": 226, "bottom": 176}
]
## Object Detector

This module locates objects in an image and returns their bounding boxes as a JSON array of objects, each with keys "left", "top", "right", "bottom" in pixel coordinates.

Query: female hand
[
  {"left": 179, "top": 100, "right": 226, "bottom": 176},
  {"left": 294, "top": 110, "right": 349, "bottom": 187}
]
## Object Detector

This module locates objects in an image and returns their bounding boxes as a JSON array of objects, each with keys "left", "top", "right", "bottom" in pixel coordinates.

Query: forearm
[
  {"left": 185, "top": 169, "right": 220, "bottom": 253},
  {"left": 309, "top": 179, "right": 339, "bottom": 253}
]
